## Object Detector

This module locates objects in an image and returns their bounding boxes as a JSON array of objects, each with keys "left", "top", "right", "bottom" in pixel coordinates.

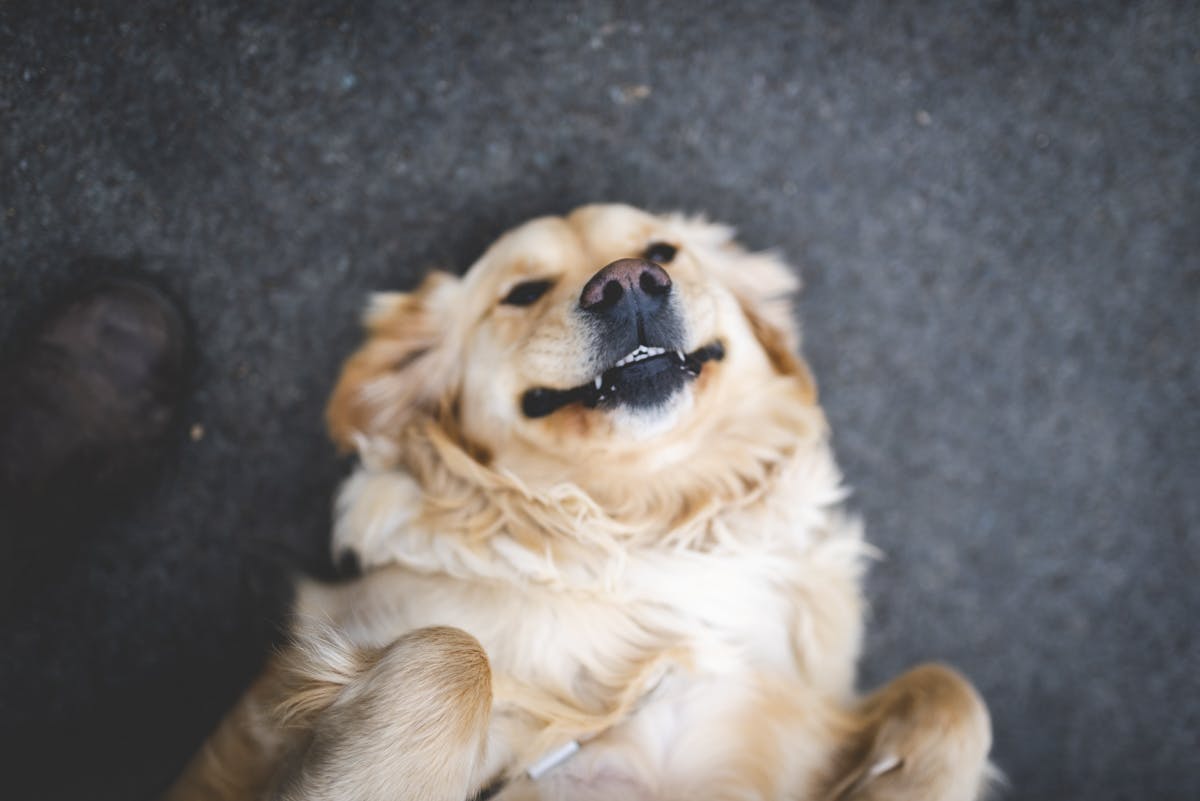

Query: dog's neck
[{"left": 342, "top": 372, "right": 841, "bottom": 588}]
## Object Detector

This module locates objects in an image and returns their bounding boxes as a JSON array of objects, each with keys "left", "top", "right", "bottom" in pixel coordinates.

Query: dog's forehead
[
  {"left": 468, "top": 205, "right": 663, "bottom": 286},
  {"left": 463, "top": 216, "right": 583, "bottom": 289},
  {"left": 566, "top": 204, "right": 661, "bottom": 263}
]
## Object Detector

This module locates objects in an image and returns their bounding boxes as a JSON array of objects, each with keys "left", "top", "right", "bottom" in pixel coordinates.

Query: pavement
[{"left": 1, "top": 2, "right": 1197, "bottom": 799}]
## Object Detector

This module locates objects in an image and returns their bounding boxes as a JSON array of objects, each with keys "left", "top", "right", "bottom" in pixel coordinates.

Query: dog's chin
[{"left": 608, "top": 386, "right": 695, "bottom": 440}]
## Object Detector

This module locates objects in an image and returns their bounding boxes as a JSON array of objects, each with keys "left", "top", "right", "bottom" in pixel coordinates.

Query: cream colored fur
[{"left": 166, "top": 204, "right": 993, "bottom": 801}]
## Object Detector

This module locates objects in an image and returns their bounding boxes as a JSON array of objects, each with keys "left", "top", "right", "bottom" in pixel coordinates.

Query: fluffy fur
[{"left": 166, "top": 204, "right": 992, "bottom": 801}]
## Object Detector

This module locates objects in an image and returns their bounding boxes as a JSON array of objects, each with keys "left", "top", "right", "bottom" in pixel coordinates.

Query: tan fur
[
  {"left": 819, "top": 665, "right": 993, "bottom": 801},
  {"left": 166, "top": 204, "right": 992, "bottom": 801},
  {"left": 272, "top": 626, "right": 492, "bottom": 801},
  {"left": 164, "top": 664, "right": 297, "bottom": 801},
  {"left": 327, "top": 271, "right": 463, "bottom": 452}
]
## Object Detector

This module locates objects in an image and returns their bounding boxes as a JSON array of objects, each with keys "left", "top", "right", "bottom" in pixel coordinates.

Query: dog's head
[{"left": 328, "top": 204, "right": 816, "bottom": 503}]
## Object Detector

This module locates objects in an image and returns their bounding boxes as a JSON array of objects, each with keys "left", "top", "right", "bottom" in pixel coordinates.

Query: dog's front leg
[
  {"left": 819, "top": 664, "right": 993, "bottom": 801},
  {"left": 273, "top": 625, "right": 494, "bottom": 801}
]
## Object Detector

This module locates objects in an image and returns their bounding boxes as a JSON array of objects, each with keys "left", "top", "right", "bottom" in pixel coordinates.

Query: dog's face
[{"left": 328, "top": 204, "right": 813, "bottom": 494}]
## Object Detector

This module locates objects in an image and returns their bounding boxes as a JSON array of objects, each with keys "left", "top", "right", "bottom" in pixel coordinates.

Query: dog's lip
[{"left": 520, "top": 340, "right": 725, "bottom": 419}]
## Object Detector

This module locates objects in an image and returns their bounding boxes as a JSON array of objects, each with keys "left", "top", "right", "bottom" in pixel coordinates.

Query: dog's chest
[
  {"left": 318, "top": 468, "right": 862, "bottom": 798},
  {"left": 379, "top": 544, "right": 804, "bottom": 681}
]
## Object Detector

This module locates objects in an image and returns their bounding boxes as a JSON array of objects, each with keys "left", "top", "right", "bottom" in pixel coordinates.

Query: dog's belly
[
  {"left": 522, "top": 683, "right": 735, "bottom": 801},
  {"left": 492, "top": 672, "right": 835, "bottom": 801},
  {"left": 494, "top": 690, "right": 693, "bottom": 801}
]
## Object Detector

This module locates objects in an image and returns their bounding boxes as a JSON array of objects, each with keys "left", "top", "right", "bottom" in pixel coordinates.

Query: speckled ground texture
[{"left": 1, "top": 1, "right": 1197, "bottom": 799}]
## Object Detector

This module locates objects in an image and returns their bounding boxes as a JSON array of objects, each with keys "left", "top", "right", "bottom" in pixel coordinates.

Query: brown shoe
[{"left": 0, "top": 278, "right": 190, "bottom": 523}]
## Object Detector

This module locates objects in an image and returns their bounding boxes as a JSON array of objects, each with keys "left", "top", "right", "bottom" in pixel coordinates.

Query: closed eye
[
  {"left": 642, "top": 242, "right": 678, "bottom": 265},
  {"left": 500, "top": 279, "right": 555, "bottom": 306}
]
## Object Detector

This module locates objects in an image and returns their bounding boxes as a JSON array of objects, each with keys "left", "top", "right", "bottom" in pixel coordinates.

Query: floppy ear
[
  {"left": 723, "top": 248, "right": 802, "bottom": 348},
  {"left": 667, "top": 214, "right": 816, "bottom": 401},
  {"left": 665, "top": 213, "right": 802, "bottom": 342},
  {"left": 326, "top": 271, "right": 462, "bottom": 453}
]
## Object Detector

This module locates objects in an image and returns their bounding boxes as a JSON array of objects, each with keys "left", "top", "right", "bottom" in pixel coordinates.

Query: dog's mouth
[{"left": 521, "top": 340, "right": 725, "bottom": 419}]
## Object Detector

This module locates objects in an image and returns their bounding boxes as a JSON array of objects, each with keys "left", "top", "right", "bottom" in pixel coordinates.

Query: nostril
[
  {"left": 639, "top": 268, "right": 671, "bottom": 296},
  {"left": 602, "top": 281, "right": 624, "bottom": 307}
]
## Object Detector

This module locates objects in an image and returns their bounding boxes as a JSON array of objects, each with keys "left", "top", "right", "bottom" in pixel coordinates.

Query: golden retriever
[{"left": 166, "top": 204, "right": 993, "bottom": 801}]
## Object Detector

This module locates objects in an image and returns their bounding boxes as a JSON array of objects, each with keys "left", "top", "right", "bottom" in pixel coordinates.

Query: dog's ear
[
  {"left": 738, "top": 292, "right": 818, "bottom": 404},
  {"left": 666, "top": 213, "right": 801, "bottom": 342},
  {"left": 722, "top": 248, "right": 802, "bottom": 348},
  {"left": 668, "top": 214, "right": 815, "bottom": 400},
  {"left": 326, "top": 271, "right": 462, "bottom": 453}
]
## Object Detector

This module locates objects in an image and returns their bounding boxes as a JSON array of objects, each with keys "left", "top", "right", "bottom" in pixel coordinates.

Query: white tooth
[
  {"left": 676, "top": 350, "right": 686, "bottom": 362},
  {"left": 615, "top": 345, "right": 673, "bottom": 369},
  {"left": 594, "top": 376, "right": 603, "bottom": 389}
]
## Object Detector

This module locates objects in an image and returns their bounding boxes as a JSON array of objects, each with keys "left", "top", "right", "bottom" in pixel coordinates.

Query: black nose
[{"left": 579, "top": 258, "right": 672, "bottom": 315}]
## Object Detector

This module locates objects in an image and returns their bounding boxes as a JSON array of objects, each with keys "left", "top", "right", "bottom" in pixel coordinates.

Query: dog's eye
[
  {"left": 642, "top": 242, "right": 678, "bottom": 265},
  {"left": 500, "top": 280, "right": 554, "bottom": 307}
]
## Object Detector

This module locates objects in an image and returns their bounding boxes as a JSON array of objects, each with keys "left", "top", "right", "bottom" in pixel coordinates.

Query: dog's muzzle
[{"left": 520, "top": 259, "right": 724, "bottom": 419}]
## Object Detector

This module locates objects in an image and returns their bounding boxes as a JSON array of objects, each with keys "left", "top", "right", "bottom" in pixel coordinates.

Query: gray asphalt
[{"left": 2, "top": 2, "right": 1197, "bottom": 799}]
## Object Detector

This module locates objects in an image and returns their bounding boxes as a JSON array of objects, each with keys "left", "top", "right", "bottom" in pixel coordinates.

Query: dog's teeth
[
  {"left": 676, "top": 350, "right": 686, "bottom": 362},
  {"left": 594, "top": 376, "right": 602, "bottom": 389},
  {"left": 614, "top": 345, "right": 674, "bottom": 369}
]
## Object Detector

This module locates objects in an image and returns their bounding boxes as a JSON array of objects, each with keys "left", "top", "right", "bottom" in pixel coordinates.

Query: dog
[{"left": 166, "top": 204, "right": 993, "bottom": 800}]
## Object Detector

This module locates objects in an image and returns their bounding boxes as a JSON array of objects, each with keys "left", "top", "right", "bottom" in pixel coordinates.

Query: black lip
[{"left": 520, "top": 341, "right": 725, "bottom": 419}]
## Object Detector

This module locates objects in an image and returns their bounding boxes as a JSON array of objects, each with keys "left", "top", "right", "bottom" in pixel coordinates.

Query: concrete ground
[{"left": 1, "top": 2, "right": 1196, "bottom": 799}]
